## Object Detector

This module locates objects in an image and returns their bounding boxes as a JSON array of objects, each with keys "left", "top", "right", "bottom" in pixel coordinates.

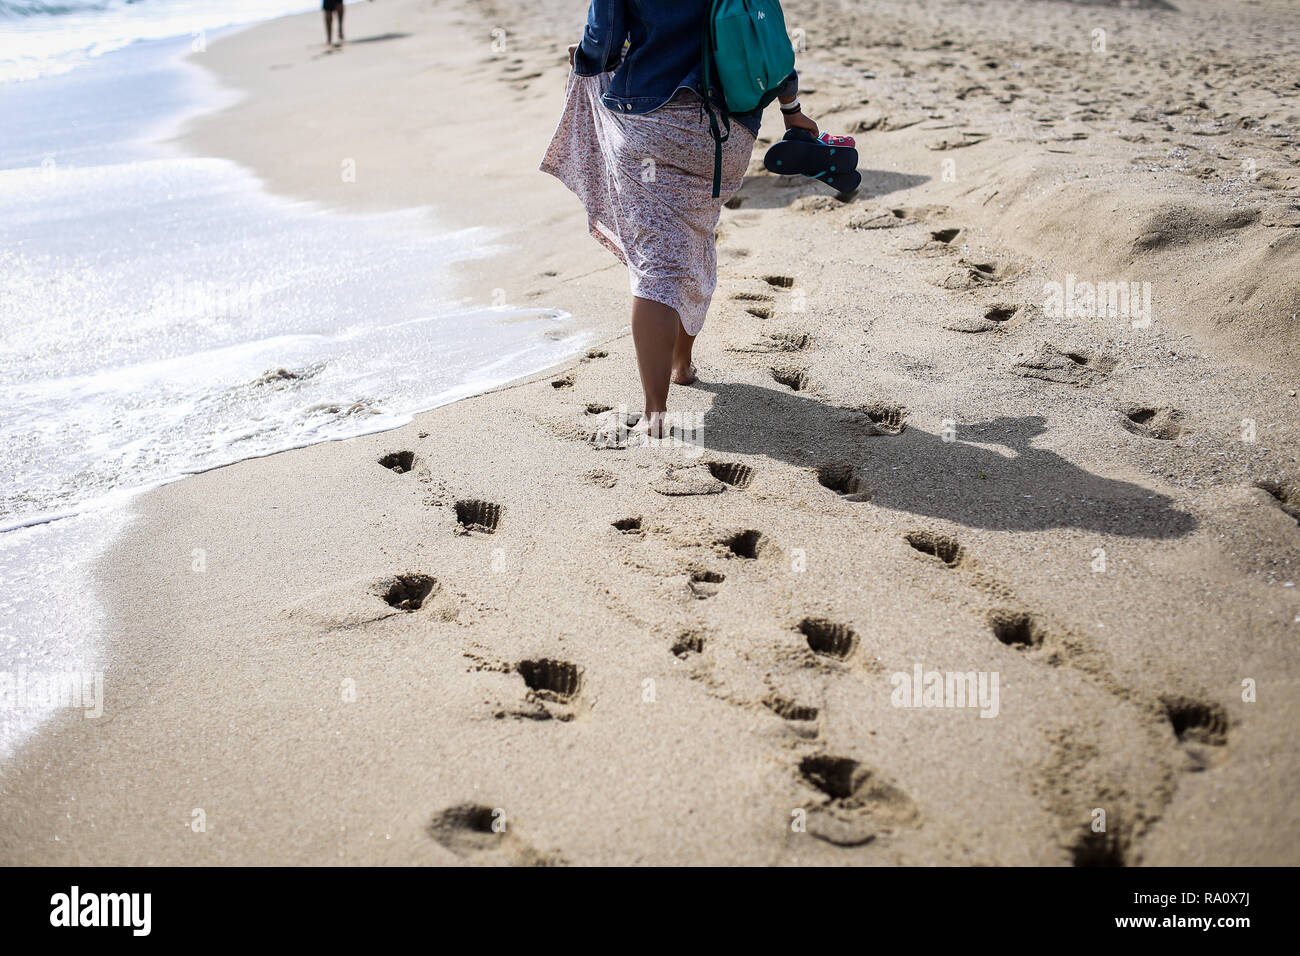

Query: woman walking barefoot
[{"left": 541, "top": 1, "right": 817, "bottom": 438}]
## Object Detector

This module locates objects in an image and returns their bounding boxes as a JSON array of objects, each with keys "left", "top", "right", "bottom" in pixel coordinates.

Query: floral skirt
[{"left": 539, "top": 70, "right": 753, "bottom": 335}]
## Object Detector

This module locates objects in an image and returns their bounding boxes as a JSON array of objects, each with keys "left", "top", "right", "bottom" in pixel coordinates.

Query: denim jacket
[{"left": 573, "top": 0, "right": 798, "bottom": 137}]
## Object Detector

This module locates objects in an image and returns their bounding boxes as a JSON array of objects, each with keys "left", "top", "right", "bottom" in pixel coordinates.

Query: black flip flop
[{"left": 763, "top": 129, "right": 860, "bottom": 194}]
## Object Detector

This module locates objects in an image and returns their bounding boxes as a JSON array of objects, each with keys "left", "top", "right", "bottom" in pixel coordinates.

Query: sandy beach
[{"left": 2, "top": 0, "right": 1298, "bottom": 865}]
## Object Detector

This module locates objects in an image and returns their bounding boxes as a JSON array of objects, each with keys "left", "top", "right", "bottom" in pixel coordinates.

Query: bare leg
[
  {"left": 324, "top": 10, "right": 332, "bottom": 45},
  {"left": 631, "top": 296, "right": 679, "bottom": 436},
  {"left": 336, "top": 7, "right": 345, "bottom": 43},
  {"left": 671, "top": 325, "right": 697, "bottom": 385}
]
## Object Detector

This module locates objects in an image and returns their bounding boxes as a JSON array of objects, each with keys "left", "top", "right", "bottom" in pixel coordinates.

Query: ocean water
[
  {"left": 0, "top": 8, "right": 592, "bottom": 756},
  {"left": 0, "top": 0, "right": 320, "bottom": 82}
]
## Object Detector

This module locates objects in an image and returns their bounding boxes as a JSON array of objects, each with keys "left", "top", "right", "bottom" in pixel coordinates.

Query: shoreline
[{"left": 2, "top": 0, "right": 1297, "bottom": 865}]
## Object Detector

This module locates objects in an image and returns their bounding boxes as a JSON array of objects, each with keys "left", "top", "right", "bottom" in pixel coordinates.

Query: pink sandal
[{"left": 819, "top": 132, "right": 856, "bottom": 148}]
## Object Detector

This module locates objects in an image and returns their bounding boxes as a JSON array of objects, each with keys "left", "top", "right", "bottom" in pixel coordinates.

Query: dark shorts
[{"left": 323, "top": 0, "right": 342, "bottom": 10}]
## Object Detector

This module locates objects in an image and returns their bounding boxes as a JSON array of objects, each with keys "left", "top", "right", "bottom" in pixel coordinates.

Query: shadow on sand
[
  {"left": 694, "top": 380, "right": 1197, "bottom": 539},
  {"left": 346, "top": 32, "right": 414, "bottom": 44},
  {"left": 734, "top": 166, "right": 930, "bottom": 209}
]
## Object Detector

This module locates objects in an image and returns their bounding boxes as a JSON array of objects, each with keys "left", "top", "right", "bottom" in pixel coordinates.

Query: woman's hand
[
  {"left": 783, "top": 109, "right": 819, "bottom": 138},
  {"left": 568, "top": 43, "right": 578, "bottom": 67}
]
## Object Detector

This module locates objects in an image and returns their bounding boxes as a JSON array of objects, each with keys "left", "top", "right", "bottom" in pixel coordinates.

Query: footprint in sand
[
  {"left": 652, "top": 463, "right": 726, "bottom": 496},
  {"left": 518, "top": 658, "right": 583, "bottom": 703},
  {"left": 671, "top": 630, "right": 707, "bottom": 658},
  {"left": 859, "top": 402, "right": 906, "bottom": 435},
  {"left": 455, "top": 498, "right": 503, "bottom": 534},
  {"left": 935, "top": 258, "right": 1015, "bottom": 290},
  {"left": 899, "top": 226, "right": 965, "bottom": 255},
  {"left": 377, "top": 450, "right": 416, "bottom": 474},
  {"left": 730, "top": 330, "right": 811, "bottom": 353},
  {"left": 1256, "top": 480, "right": 1300, "bottom": 524},
  {"left": 904, "top": 530, "right": 969, "bottom": 569},
  {"left": 1068, "top": 827, "right": 1127, "bottom": 868},
  {"left": 1013, "top": 344, "right": 1117, "bottom": 386},
  {"left": 797, "top": 755, "right": 920, "bottom": 847},
  {"left": 687, "top": 568, "right": 726, "bottom": 599},
  {"left": 428, "top": 804, "right": 560, "bottom": 866},
  {"left": 816, "top": 463, "right": 872, "bottom": 502},
  {"left": 798, "top": 617, "right": 858, "bottom": 661},
  {"left": 551, "top": 372, "right": 575, "bottom": 389},
  {"left": 943, "top": 303, "right": 1020, "bottom": 333},
  {"left": 498, "top": 658, "right": 586, "bottom": 722},
  {"left": 706, "top": 460, "right": 755, "bottom": 489},
  {"left": 378, "top": 573, "right": 439, "bottom": 612},
  {"left": 767, "top": 331, "right": 811, "bottom": 351},
  {"left": 763, "top": 695, "right": 820, "bottom": 724},
  {"left": 717, "top": 529, "right": 766, "bottom": 560},
  {"left": 611, "top": 516, "right": 644, "bottom": 536},
  {"left": 1161, "top": 694, "right": 1230, "bottom": 770},
  {"left": 1121, "top": 406, "right": 1185, "bottom": 441},
  {"left": 729, "top": 290, "right": 775, "bottom": 318},
  {"left": 987, "top": 608, "right": 1046, "bottom": 650},
  {"left": 770, "top": 365, "right": 810, "bottom": 391},
  {"left": 848, "top": 204, "right": 950, "bottom": 230}
]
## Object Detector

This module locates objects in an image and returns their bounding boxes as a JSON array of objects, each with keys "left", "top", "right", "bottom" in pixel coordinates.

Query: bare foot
[
  {"left": 671, "top": 364, "right": 697, "bottom": 386},
  {"left": 631, "top": 413, "right": 669, "bottom": 440}
]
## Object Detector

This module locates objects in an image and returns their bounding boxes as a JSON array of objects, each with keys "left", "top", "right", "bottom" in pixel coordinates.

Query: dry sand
[{"left": 2, "top": 0, "right": 1298, "bottom": 865}]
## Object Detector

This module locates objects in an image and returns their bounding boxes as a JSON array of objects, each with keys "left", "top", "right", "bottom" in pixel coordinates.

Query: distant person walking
[
  {"left": 541, "top": 1, "right": 816, "bottom": 438},
  {"left": 323, "top": 0, "right": 372, "bottom": 48}
]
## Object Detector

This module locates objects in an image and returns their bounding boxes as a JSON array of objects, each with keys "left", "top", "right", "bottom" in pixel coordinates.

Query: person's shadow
[{"left": 694, "top": 380, "right": 1196, "bottom": 538}]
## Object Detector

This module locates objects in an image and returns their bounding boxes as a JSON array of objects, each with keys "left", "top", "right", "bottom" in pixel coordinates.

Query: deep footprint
[
  {"left": 817, "top": 464, "right": 871, "bottom": 502},
  {"left": 765, "top": 696, "right": 819, "bottom": 722},
  {"left": 988, "top": 609, "right": 1047, "bottom": 649},
  {"left": 428, "top": 804, "right": 504, "bottom": 855},
  {"left": 517, "top": 658, "right": 583, "bottom": 703},
  {"left": 799, "top": 617, "right": 858, "bottom": 660},
  {"left": 798, "top": 755, "right": 920, "bottom": 846},
  {"left": 378, "top": 451, "right": 415, "bottom": 474},
  {"left": 1123, "top": 406, "right": 1184, "bottom": 440},
  {"left": 380, "top": 573, "right": 438, "bottom": 611},
  {"left": 1161, "top": 695, "right": 1229, "bottom": 746},
  {"left": 862, "top": 403, "right": 906, "bottom": 434},
  {"left": 455, "top": 499, "right": 502, "bottom": 533},
  {"left": 720, "top": 529, "right": 765, "bottom": 559},
  {"left": 707, "top": 461, "right": 755, "bottom": 489},
  {"left": 1069, "top": 828, "right": 1126, "bottom": 867},
  {"left": 905, "top": 530, "right": 967, "bottom": 568}
]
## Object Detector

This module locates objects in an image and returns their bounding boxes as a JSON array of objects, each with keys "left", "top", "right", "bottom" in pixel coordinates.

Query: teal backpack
[{"left": 700, "top": 0, "right": 797, "bottom": 197}]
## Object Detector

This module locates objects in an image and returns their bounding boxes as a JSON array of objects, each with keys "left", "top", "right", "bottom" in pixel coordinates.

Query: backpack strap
[{"left": 700, "top": 9, "right": 731, "bottom": 199}]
